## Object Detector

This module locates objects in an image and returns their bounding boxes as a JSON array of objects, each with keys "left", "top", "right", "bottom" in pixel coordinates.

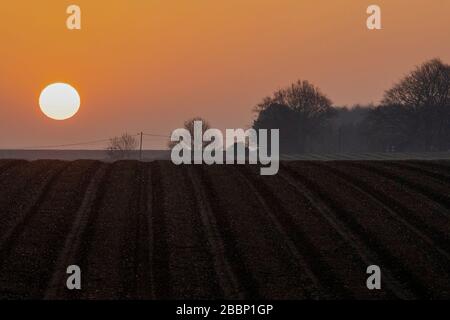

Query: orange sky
[{"left": 0, "top": 0, "right": 449, "bottom": 149}]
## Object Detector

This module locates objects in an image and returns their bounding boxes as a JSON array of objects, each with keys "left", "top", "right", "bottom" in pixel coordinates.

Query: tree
[
  {"left": 253, "top": 103, "right": 299, "bottom": 153},
  {"left": 382, "top": 59, "right": 450, "bottom": 108},
  {"left": 168, "top": 117, "right": 211, "bottom": 149},
  {"left": 362, "top": 104, "right": 416, "bottom": 152},
  {"left": 253, "top": 80, "right": 335, "bottom": 153},
  {"left": 107, "top": 133, "right": 138, "bottom": 159},
  {"left": 381, "top": 59, "right": 450, "bottom": 151},
  {"left": 330, "top": 105, "right": 372, "bottom": 153}
]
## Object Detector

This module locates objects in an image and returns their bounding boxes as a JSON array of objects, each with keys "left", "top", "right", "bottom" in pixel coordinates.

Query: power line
[
  {"left": 141, "top": 136, "right": 169, "bottom": 140},
  {"left": 20, "top": 138, "right": 115, "bottom": 150},
  {"left": 18, "top": 132, "right": 170, "bottom": 150},
  {"left": 142, "top": 133, "right": 171, "bottom": 138}
]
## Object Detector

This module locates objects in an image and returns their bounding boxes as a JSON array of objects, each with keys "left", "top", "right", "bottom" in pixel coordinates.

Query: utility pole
[{"left": 139, "top": 132, "right": 143, "bottom": 161}]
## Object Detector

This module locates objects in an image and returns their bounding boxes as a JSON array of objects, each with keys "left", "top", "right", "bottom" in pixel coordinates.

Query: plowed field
[{"left": 0, "top": 160, "right": 449, "bottom": 299}]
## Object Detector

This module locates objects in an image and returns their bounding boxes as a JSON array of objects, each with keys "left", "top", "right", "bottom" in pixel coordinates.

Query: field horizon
[{"left": 2, "top": 149, "right": 450, "bottom": 162}]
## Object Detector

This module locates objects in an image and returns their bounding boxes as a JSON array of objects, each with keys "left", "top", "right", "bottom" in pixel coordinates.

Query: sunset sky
[{"left": 0, "top": 0, "right": 449, "bottom": 149}]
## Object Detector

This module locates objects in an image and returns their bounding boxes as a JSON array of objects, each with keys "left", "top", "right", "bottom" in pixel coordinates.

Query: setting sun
[{"left": 39, "top": 83, "right": 80, "bottom": 120}]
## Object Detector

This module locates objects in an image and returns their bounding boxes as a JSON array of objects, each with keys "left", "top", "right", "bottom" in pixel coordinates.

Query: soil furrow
[
  {"left": 152, "top": 162, "right": 224, "bottom": 299},
  {"left": 314, "top": 162, "right": 450, "bottom": 261},
  {"left": 0, "top": 161, "right": 97, "bottom": 299},
  {"left": 194, "top": 165, "right": 262, "bottom": 299},
  {"left": 149, "top": 161, "right": 172, "bottom": 299},
  {"left": 69, "top": 163, "right": 115, "bottom": 299},
  {"left": 285, "top": 162, "right": 442, "bottom": 298},
  {"left": 186, "top": 166, "right": 243, "bottom": 299},
  {"left": 236, "top": 166, "right": 338, "bottom": 298},
  {"left": 77, "top": 161, "right": 141, "bottom": 299},
  {"left": 0, "top": 161, "right": 56, "bottom": 223},
  {"left": 133, "top": 162, "right": 154, "bottom": 299},
  {"left": 279, "top": 163, "right": 413, "bottom": 299},
  {"left": 354, "top": 162, "right": 450, "bottom": 214},
  {"left": 389, "top": 161, "right": 450, "bottom": 183},
  {"left": 44, "top": 163, "right": 109, "bottom": 299},
  {"left": 198, "top": 165, "right": 314, "bottom": 299},
  {"left": 0, "top": 161, "right": 69, "bottom": 260}
]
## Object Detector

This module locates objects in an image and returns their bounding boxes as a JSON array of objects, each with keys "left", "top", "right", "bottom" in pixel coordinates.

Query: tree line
[
  {"left": 253, "top": 58, "right": 450, "bottom": 154},
  {"left": 108, "top": 58, "right": 449, "bottom": 158}
]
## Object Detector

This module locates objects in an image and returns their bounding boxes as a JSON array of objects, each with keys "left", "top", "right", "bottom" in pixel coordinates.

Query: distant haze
[{"left": 0, "top": 0, "right": 449, "bottom": 149}]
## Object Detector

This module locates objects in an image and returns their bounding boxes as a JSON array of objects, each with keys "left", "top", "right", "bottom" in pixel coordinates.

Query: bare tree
[
  {"left": 254, "top": 80, "right": 335, "bottom": 153},
  {"left": 168, "top": 117, "right": 211, "bottom": 149},
  {"left": 382, "top": 59, "right": 450, "bottom": 108},
  {"left": 107, "top": 133, "right": 138, "bottom": 159},
  {"left": 381, "top": 59, "right": 450, "bottom": 150}
]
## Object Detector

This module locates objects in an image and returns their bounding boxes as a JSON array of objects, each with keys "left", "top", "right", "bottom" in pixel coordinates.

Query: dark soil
[{"left": 0, "top": 160, "right": 449, "bottom": 300}]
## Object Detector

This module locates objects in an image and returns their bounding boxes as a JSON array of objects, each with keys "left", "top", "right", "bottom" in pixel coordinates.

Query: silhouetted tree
[
  {"left": 361, "top": 104, "right": 416, "bottom": 152},
  {"left": 107, "top": 133, "right": 138, "bottom": 159},
  {"left": 383, "top": 59, "right": 450, "bottom": 108},
  {"left": 379, "top": 59, "right": 450, "bottom": 151},
  {"left": 253, "top": 103, "right": 299, "bottom": 153},
  {"left": 330, "top": 105, "right": 372, "bottom": 153},
  {"left": 168, "top": 117, "right": 212, "bottom": 149},
  {"left": 253, "top": 80, "right": 335, "bottom": 153}
]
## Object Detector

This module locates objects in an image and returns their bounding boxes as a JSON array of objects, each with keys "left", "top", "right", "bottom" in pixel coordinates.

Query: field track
[{"left": 0, "top": 160, "right": 449, "bottom": 300}]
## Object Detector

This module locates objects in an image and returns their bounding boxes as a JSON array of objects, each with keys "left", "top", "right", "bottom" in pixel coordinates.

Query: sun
[{"left": 39, "top": 83, "right": 80, "bottom": 120}]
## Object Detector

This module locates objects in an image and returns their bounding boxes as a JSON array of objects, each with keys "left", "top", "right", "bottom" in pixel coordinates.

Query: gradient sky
[{"left": 0, "top": 0, "right": 449, "bottom": 149}]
